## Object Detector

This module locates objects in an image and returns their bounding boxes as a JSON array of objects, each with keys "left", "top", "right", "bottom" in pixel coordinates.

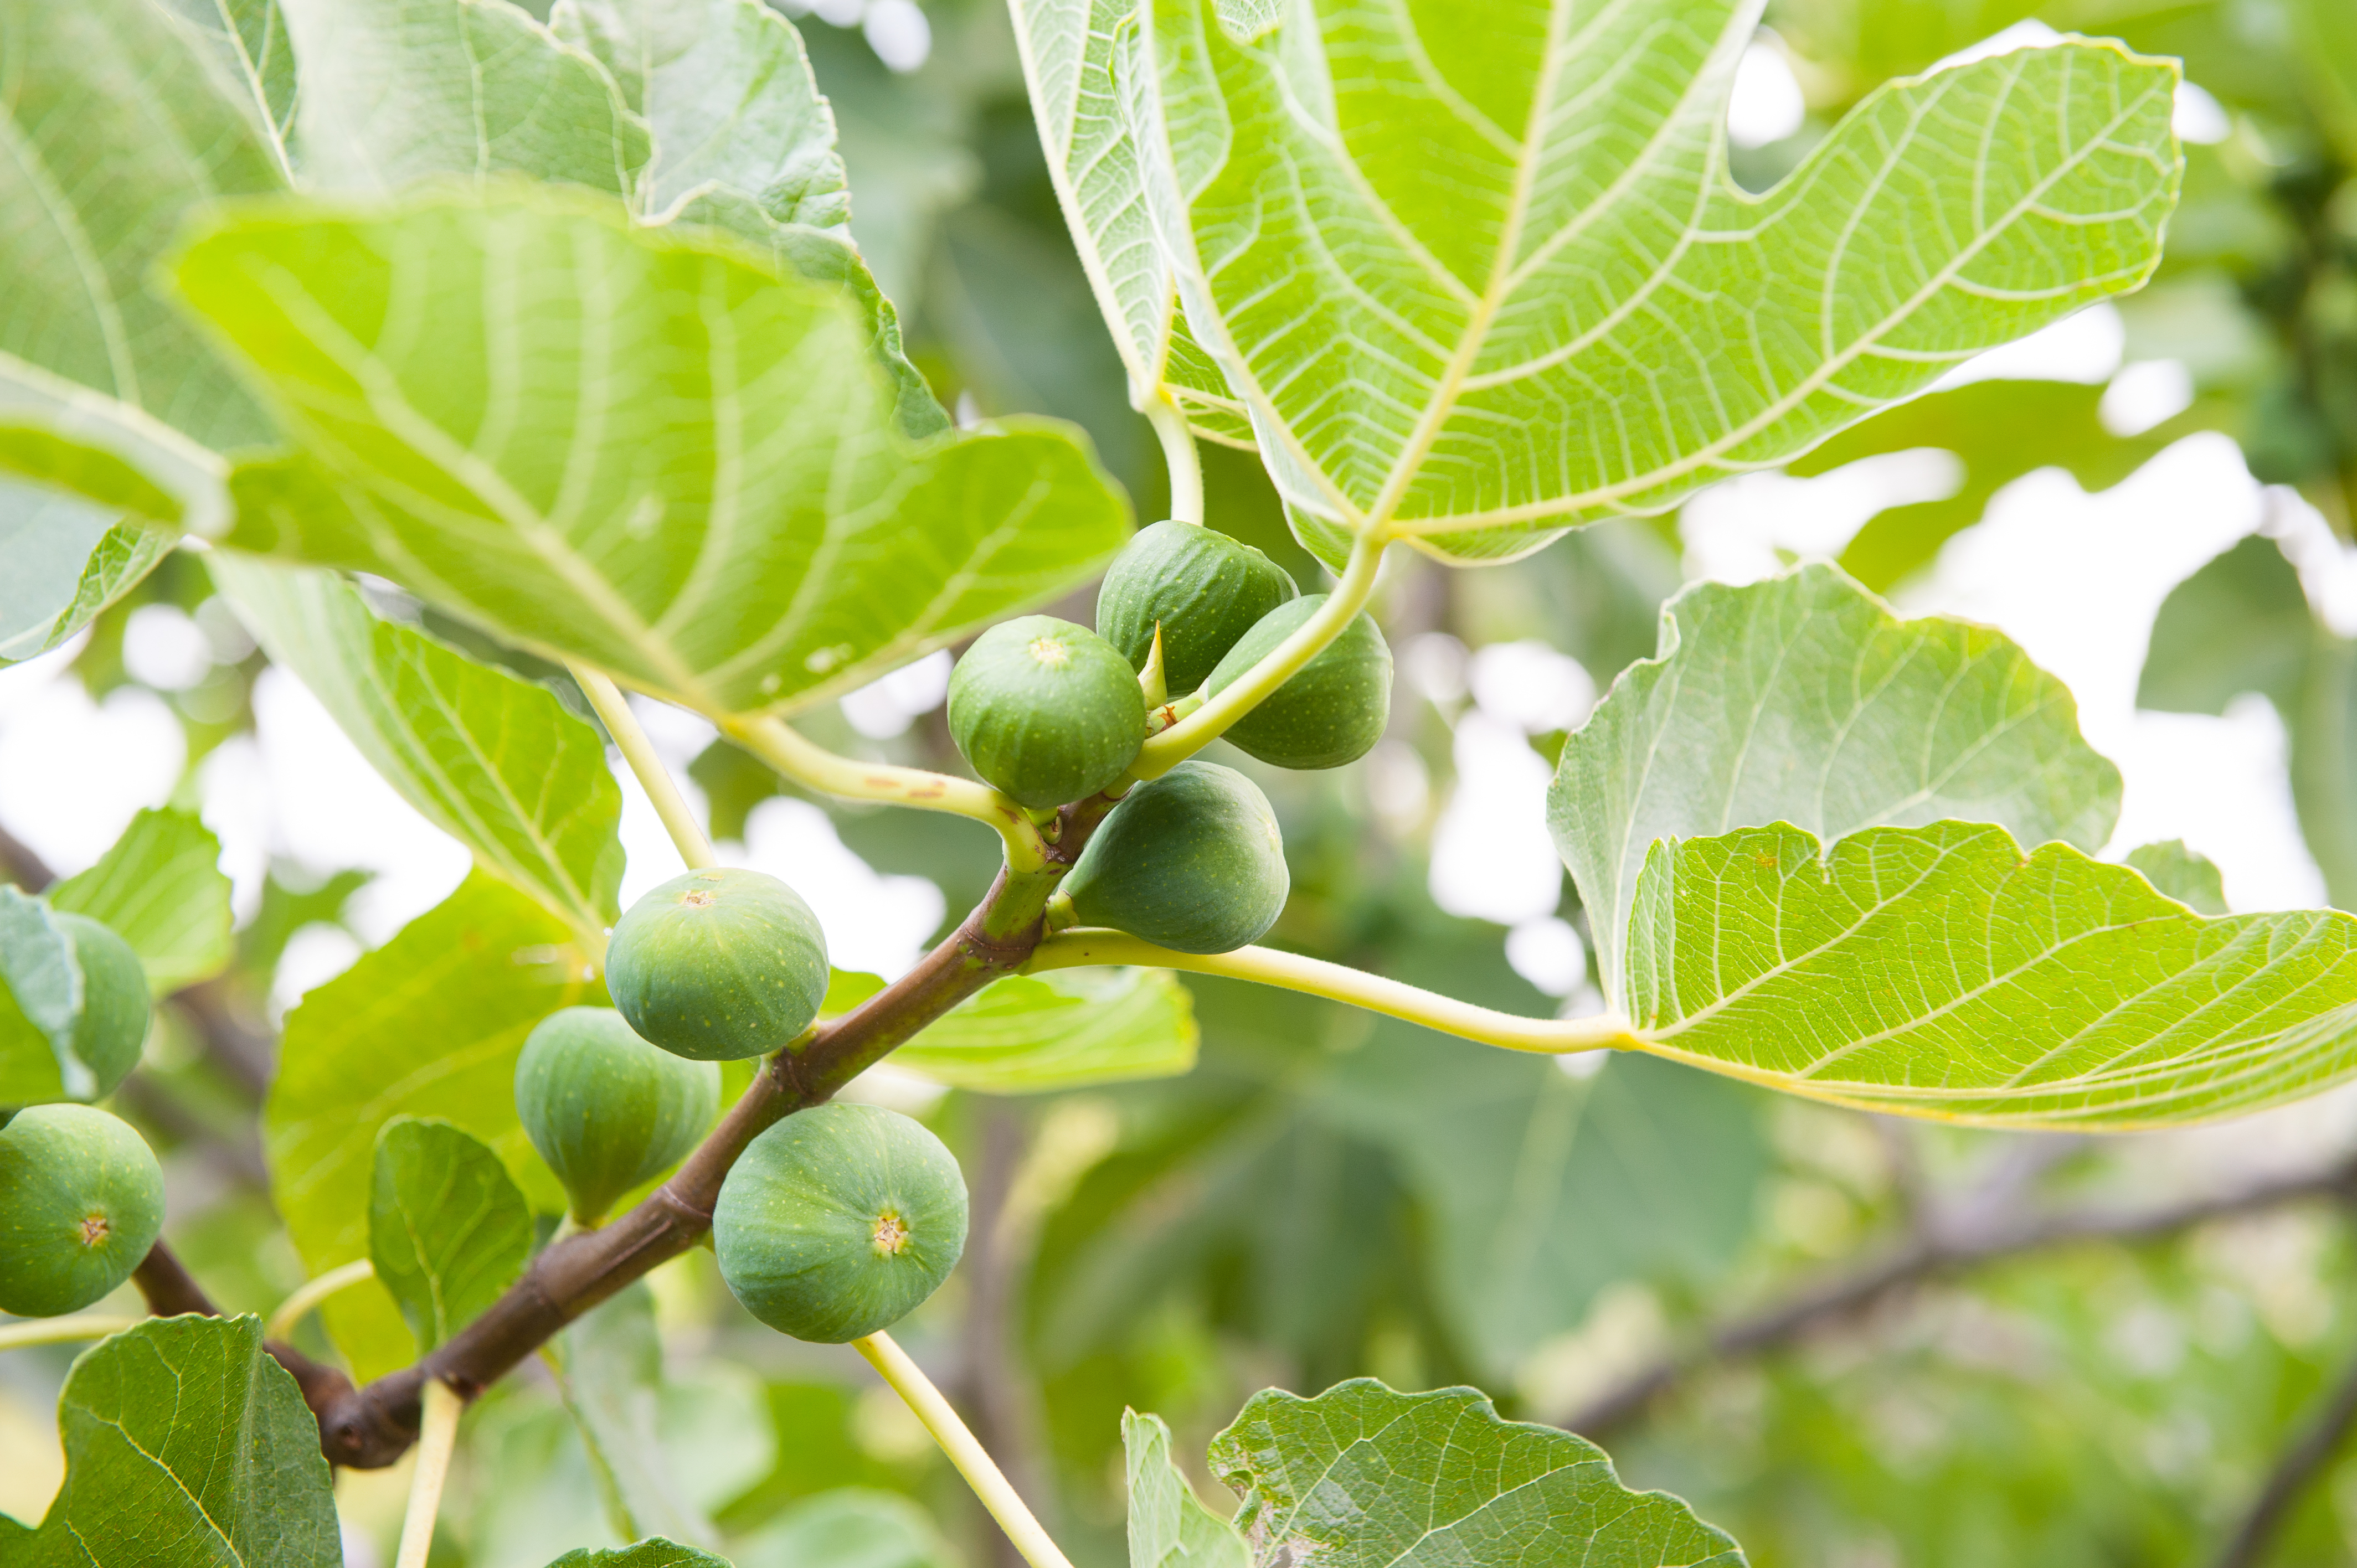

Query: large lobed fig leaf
[
  {"left": 178, "top": 190, "right": 1131, "bottom": 719},
  {"left": 1554, "top": 566, "right": 2357, "bottom": 1128},
  {"left": 1134, "top": 0, "right": 2181, "bottom": 564}
]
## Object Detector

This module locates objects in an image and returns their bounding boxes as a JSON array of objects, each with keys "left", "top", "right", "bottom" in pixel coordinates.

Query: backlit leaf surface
[
  {"left": 179, "top": 192, "right": 1131, "bottom": 718},
  {"left": 896, "top": 968, "right": 1197, "bottom": 1091},
  {"left": 1136, "top": 4, "right": 2180, "bottom": 561},
  {"left": 50, "top": 807, "right": 235, "bottom": 994}
]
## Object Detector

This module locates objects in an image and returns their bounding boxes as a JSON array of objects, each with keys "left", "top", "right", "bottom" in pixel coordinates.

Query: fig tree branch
[
  {"left": 1025, "top": 927, "right": 1638, "bottom": 1055},
  {"left": 2214, "top": 1325, "right": 2357, "bottom": 1568},
  {"left": 1561, "top": 1150, "right": 2357, "bottom": 1438},
  {"left": 1129, "top": 529, "right": 1389, "bottom": 778}
]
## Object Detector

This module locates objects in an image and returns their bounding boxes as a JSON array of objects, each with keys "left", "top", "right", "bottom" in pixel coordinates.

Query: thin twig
[
  {"left": 2214, "top": 1330, "right": 2357, "bottom": 1567},
  {"left": 1562, "top": 1153, "right": 2357, "bottom": 1437}
]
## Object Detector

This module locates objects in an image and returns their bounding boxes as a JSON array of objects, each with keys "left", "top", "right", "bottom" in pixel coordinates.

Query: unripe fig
[
  {"left": 55, "top": 914, "right": 150, "bottom": 1101},
  {"left": 606, "top": 868, "right": 830, "bottom": 1061},
  {"left": 713, "top": 1102, "right": 967, "bottom": 1343},
  {"left": 1095, "top": 521, "right": 1299, "bottom": 695},
  {"left": 0, "top": 1104, "right": 165, "bottom": 1317},
  {"left": 1202, "top": 596, "right": 1392, "bottom": 770},
  {"left": 947, "top": 617, "right": 1145, "bottom": 808},
  {"left": 1061, "top": 762, "right": 1288, "bottom": 953},
  {"left": 516, "top": 1007, "right": 721, "bottom": 1223}
]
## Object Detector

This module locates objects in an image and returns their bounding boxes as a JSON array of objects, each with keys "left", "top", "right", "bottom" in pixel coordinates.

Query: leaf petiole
[
  {"left": 0, "top": 1314, "right": 143, "bottom": 1353},
  {"left": 853, "top": 1330, "right": 1075, "bottom": 1568},
  {"left": 725, "top": 712, "right": 1048, "bottom": 871},
  {"left": 1025, "top": 929, "right": 1638, "bottom": 1058},
  {"left": 265, "top": 1258, "right": 376, "bottom": 1343},
  {"left": 394, "top": 1379, "right": 464, "bottom": 1568},
  {"left": 568, "top": 661, "right": 718, "bottom": 871},
  {"left": 1129, "top": 529, "right": 1388, "bottom": 778},
  {"left": 1143, "top": 391, "right": 1203, "bottom": 525}
]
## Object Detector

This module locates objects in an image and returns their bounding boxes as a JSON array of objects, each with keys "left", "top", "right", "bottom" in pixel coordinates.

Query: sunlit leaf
[
  {"left": 553, "top": 0, "right": 847, "bottom": 229},
  {"left": 211, "top": 555, "right": 625, "bottom": 951},
  {"left": 2124, "top": 839, "right": 2227, "bottom": 915},
  {"left": 0, "top": 486, "right": 171, "bottom": 668},
  {"left": 177, "top": 190, "right": 1132, "bottom": 718},
  {"left": 1552, "top": 565, "right": 2121, "bottom": 999},
  {"left": 281, "top": 0, "right": 649, "bottom": 197},
  {"left": 896, "top": 969, "right": 1197, "bottom": 1092},
  {"left": 370, "top": 1115, "right": 534, "bottom": 1353},
  {"left": 152, "top": 0, "right": 300, "bottom": 163},
  {"left": 6, "top": 1316, "right": 339, "bottom": 1568},
  {"left": 50, "top": 807, "right": 235, "bottom": 994},
  {"left": 1136, "top": 6, "right": 2180, "bottom": 563},
  {"left": 1622, "top": 820, "right": 2357, "bottom": 1127},
  {"left": 265, "top": 873, "right": 594, "bottom": 1379},
  {"left": 1125, "top": 1410, "right": 1250, "bottom": 1568},
  {"left": 0, "top": 888, "right": 90, "bottom": 1104},
  {"left": 732, "top": 1490, "right": 957, "bottom": 1568},
  {"left": 1208, "top": 1380, "right": 1744, "bottom": 1566},
  {"left": 1006, "top": 0, "right": 1249, "bottom": 441}
]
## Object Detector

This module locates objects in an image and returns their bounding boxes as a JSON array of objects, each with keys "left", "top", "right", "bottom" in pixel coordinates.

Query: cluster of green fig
[
  {"left": 0, "top": 909, "right": 164, "bottom": 1319},
  {"left": 948, "top": 520, "right": 1392, "bottom": 953},
  {"left": 516, "top": 867, "right": 968, "bottom": 1342}
]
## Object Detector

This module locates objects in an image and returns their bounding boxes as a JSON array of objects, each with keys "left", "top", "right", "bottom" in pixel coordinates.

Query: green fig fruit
[
  {"left": 54, "top": 914, "right": 150, "bottom": 1101},
  {"left": 0, "top": 1104, "right": 165, "bottom": 1317},
  {"left": 1062, "top": 762, "right": 1288, "bottom": 953},
  {"left": 1202, "top": 595, "right": 1392, "bottom": 770},
  {"left": 713, "top": 1102, "right": 967, "bottom": 1343},
  {"left": 516, "top": 1006, "right": 721, "bottom": 1223},
  {"left": 947, "top": 617, "right": 1146, "bottom": 809},
  {"left": 1095, "top": 521, "right": 1300, "bottom": 696},
  {"left": 606, "top": 868, "right": 830, "bottom": 1062}
]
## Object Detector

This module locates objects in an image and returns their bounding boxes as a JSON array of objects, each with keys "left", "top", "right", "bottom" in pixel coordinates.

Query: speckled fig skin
[
  {"left": 0, "top": 1104, "right": 164, "bottom": 1317},
  {"left": 947, "top": 616, "right": 1145, "bottom": 809},
  {"left": 1203, "top": 596, "right": 1393, "bottom": 770},
  {"left": 713, "top": 1102, "right": 968, "bottom": 1343},
  {"left": 1095, "top": 521, "right": 1300, "bottom": 695},
  {"left": 55, "top": 914, "right": 149, "bottom": 1101},
  {"left": 605, "top": 868, "right": 830, "bottom": 1062},
  {"left": 516, "top": 1006, "right": 721, "bottom": 1223},
  {"left": 1062, "top": 762, "right": 1289, "bottom": 954}
]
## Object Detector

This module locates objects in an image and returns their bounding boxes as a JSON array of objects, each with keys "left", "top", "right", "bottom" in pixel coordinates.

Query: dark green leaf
[
  {"left": 543, "top": 1543, "right": 729, "bottom": 1568},
  {"left": 370, "top": 1115, "right": 535, "bottom": 1353},
  {"left": 8, "top": 1316, "right": 339, "bottom": 1568},
  {"left": 50, "top": 808, "right": 234, "bottom": 994},
  {"left": 265, "top": 873, "right": 595, "bottom": 1379},
  {"left": 1208, "top": 1380, "right": 1744, "bottom": 1567}
]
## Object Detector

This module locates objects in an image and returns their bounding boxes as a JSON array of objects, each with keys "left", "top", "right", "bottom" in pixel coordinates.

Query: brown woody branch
[
  {"left": 2212, "top": 1336, "right": 2357, "bottom": 1568},
  {"left": 1562, "top": 1151, "right": 2357, "bottom": 1438},
  {"left": 271, "top": 792, "right": 1114, "bottom": 1468}
]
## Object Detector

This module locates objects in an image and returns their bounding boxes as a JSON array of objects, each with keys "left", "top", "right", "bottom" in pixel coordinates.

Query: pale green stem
[
  {"left": 266, "top": 1258, "right": 375, "bottom": 1342},
  {"left": 854, "top": 1330, "right": 1075, "bottom": 1568},
  {"left": 568, "top": 661, "right": 717, "bottom": 871},
  {"left": 0, "top": 1314, "right": 141, "bottom": 1353},
  {"left": 726, "top": 713, "right": 1047, "bottom": 873},
  {"left": 394, "top": 1380, "right": 464, "bottom": 1568},
  {"left": 1130, "top": 529, "right": 1389, "bottom": 779},
  {"left": 1143, "top": 392, "right": 1203, "bottom": 525},
  {"left": 1026, "top": 930, "right": 1639, "bottom": 1056}
]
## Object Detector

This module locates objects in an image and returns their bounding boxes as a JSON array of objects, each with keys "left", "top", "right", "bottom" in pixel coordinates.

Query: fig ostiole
[
  {"left": 605, "top": 868, "right": 831, "bottom": 1062},
  {"left": 1095, "top": 520, "right": 1300, "bottom": 696},
  {"left": 712, "top": 1102, "right": 968, "bottom": 1343},
  {"left": 515, "top": 1006, "right": 721, "bottom": 1224},
  {"left": 1202, "top": 595, "right": 1392, "bottom": 770},
  {"left": 0, "top": 1103, "right": 165, "bottom": 1317},
  {"left": 1057, "top": 761, "right": 1289, "bottom": 953},
  {"left": 947, "top": 616, "right": 1145, "bottom": 809}
]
